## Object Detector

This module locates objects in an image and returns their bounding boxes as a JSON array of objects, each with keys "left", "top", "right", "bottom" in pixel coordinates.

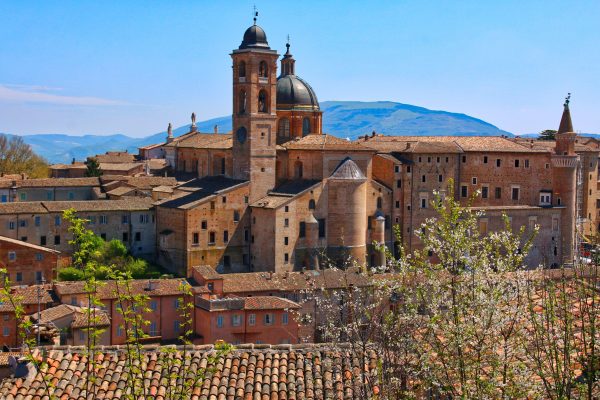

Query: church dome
[
  {"left": 276, "top": 75, "right": 320, "bottom": 111},
  {"left": 239, "top": 24, "right": 270, "bottom": 49}
]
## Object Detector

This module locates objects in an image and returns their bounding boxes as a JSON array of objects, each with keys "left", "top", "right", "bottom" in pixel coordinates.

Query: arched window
[
  {"left": 278, "top": 118, "right": 290, "bottom": 137},
  {"left": 258, "top": 90, "right": 268, "bottom": 113},
  {"left": 294, "top": 161, "right": 303, "bottom": 179},
  {"left": 377, "top": 197, "right": 383, "bottom": 209},
  {"left": 308, "top": 199, "right": 316, "bottom": 210},
  {"left": 239, "top": 90, "right": 246, "bottom": 114},
  {"left": 259, "top": 61, "right": 268, "bottom": 78},
  {"left": 238, "top": 61, "right": 246, "bottom": 78},
  {"left": 302, "top": 117, "right": 311, "bottom": 136}
]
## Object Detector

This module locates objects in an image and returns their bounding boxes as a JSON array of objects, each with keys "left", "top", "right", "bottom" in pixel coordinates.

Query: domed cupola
[
  {"left": 276, "top": 42, "right": 320, "bottom": 112},
  {"left": 239, "top": 24, "right": 270, "bottom": 50}
]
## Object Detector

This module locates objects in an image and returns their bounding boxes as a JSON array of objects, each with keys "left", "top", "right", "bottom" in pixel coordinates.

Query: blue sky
[{"left": 0, "top": 0, "right": 599, "bottom": 137}]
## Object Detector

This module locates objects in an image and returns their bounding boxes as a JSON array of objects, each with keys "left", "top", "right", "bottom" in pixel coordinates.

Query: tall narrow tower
[
  {"left": 231, "top": 19, "right": 279, "bottom": 202},
  {"left": 552, "top": 94, "right": 578, "bottom": 265}
]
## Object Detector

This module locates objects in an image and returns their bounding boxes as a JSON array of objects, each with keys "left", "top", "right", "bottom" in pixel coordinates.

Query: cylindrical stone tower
[{"left": 327, "top": 157, "right": 368, "bottom": 265}]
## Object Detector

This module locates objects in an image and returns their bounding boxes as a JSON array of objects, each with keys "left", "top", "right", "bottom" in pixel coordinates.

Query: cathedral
[{"left": 151, "top": 20, "right": 598, "bottom": 277}]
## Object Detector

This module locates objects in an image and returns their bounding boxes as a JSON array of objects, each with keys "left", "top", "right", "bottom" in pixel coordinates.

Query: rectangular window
[
  {"left": 54, "top": 235, "right": 61, "bottom": 245},
  {"left": 222, "top": 196, "right": 227, "bottom": 204},
  {"left": 231, "top": 314, "right": 242, "bottom": 327},
  {"left": 461, "top": 185, "right": 468, "bottom": 198},
  {"left": 34, "top": 216, "right": 41, "bottom": 227},
  {"left": 116, "top": 325, "right": 123, "bottom": 337},
  {"left": 472, "top": 177, "right": 477, "bottom": 185},
  {"left": 462, "top": 155, "right": 466, "bottom": 163},
  {"left": 8, "top": 251, "right": 16, "bottom": 261},
  {"left": 284, "top": 253, "right": 289, "bottom": 263},
  {"left": 15, "top": 272, "right": 22, "bottom": 282},
  {"left": 284, "top": 206, "right": 289, "bottom": 212},
  {"left": 100, "top": 233, "right": 106, "bottom": 240},
  {"left": 150, "top": 322, "right": 158, "bottom": 337},
  {"left": 396, "top": 179, "right": 401, "bottom": 188},
  {"left": 394, "top": 165, "right": 400, "bottom": 173},
  {"left": 483, "top": 156, "right": 488, "bottom": 164},
  {"left": 210, "top": 201, "right": 215, "bottom": 210},
  {"left": 35, "top": 253, "right": 43, "bottom": 261},
  {"left": 512, "top": 187, "right": 520, "bottom": 201},
  {"left": 40, "top": 236, "right": 46, "bottom": 246},
  {"left": 299, "top": 222, "right": 306, "bottom": 238},
  {"left": 496, "top": 159, "right": 501, "bottom": 167},
  {"left": 1, "top": 195, "right": 6, "bottom": 202},
  {"left": 514, "top": 159, "right": 520, "bottom": 168},
  {"left": 244, "top": 229, "right": 249, "bottom": 242},
  {"left": 46, "top": 191, "right": 52, "bottom": 200},
  {"left": 19, "top": 193, "right": 26, "bottom": 201},
  {"left": 318, "top": 218, "right": 326, "bottom": 238},
  {"left": 35, "top": 271, "right": 42, "bottom": 283},
  {"left": 248, "top": 313, "right": 256, "bottom": 326},
  {"left": 120, "top": 215, "right": 127, "bottom": 224},
  {"left": 201, "top": 220, "right": 207, "bottom": 230},
  {"left": 395, "top": 201, "right": 400, "bottom": 209},
  {"left": 284, "top": 218, "right": 289, "bottom": 227},
  {"left": 68, "top": 192, "right": 74, "bottom": 200},
  {"left": 438, "top": 174, "right": 443, "bottom": 183},
  {"left": 122, "top": 232, "right": 128, "bottom": 242},
  {"left": 284, "top": 236, "right": 289, "bottom": 245},
  {"left": 174, "top": 320, "right": 180, "bottom": 334},
  {"left": 209, "top": 231, "right": 215, "bottom": 244},
  {"left": 18, "top": 219, "right": 26, "bottom": 228},
  {"left": 223, "top": 230, "right": 229, "bottom": 243},
  {"left": 233, "top": 211, "right": 240, "bottom": 222},
  {"left": 495, "top": 187, "right": 502, "bottom": 199},
  {"left": 3, "top": 327, "right": 10, "bottom": 337},
  {"left": 264, "top": 313, "right": 274, "bottom": 325},
  {"left": 139, "top": 214, "right": 149, "bottom": 224},
  {"left": 135, "top": 232, "right": 141, "bottom": 241},
  {"left": 217, "top": 315, "right": 224, "bottom": 328},
  {"left": 193, "top": 232, "right": 199, "bottom": 245},
  {"left": 99, "top": 215, "right": 108, "bottom": 224},
  {"left": 244, "top": 196, "right": 249, "bottom": 204},
  {"left": 421, "top": 198, "right": 427, "bottom": 208},
  {"left": 282, "top": 313, "right": 288, "bottom": 325},
  {"left": 525, "top": 159, "right": 530, "bottom": 168},
  {"left": 421, "top": 175, "right": 426, "bottom": 183},
  {"left": 407, "top": 166, "right": 411, "bottom": 173},
  {"left": 8, "top": 221, "right": 15, "bottom": 230},
  {"left": 88, "top": 216, "right": 96, "bottom": 224},
  {"left": 174, "top": 298, "right": 180, "bottom": 309},
  {"left": 482, "top": 186, "right": 489, "bottom": 199},
  {"left": 20, "top": 236, "right": 27, "bottom": 242},
  {"left": 150, "top": 300, "right": 158, "bottom": 311}
]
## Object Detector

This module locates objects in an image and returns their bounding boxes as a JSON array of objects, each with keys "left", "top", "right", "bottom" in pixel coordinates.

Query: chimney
[
  {"left": 145, "top": 280, "right": 156, "bottom": 291},
  {"left": 371, "top": 130, "right": 376, "bottom": 137},
  {"left": 71, "top": 158, "right": 76, "bottom": 165},
  {"left": 214, "top": 125, "right": 218, "bottom": 134}
]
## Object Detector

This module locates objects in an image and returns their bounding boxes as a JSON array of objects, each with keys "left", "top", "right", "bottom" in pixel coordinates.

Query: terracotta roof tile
[
  {"left": 53, "top": 279, "right": 189, "bottom": 300},
  {"left": 0, "top": 344, "right": 379, "bottom": 399},
  {"left": 71, "top": 308, "right": 110, "bottom": 328},
  {"left": 0, "top": 284, "right": 54, "bottom": 312},
  {"left": 0, "top": 235, "right": 61, "bottom": 254},
  {"left": 243, "top": 296, "right": 300, "bottom": 310},
  {"left": 165, "top": 132, "right": 232, "bottom": 149},
  {"left": 13, "top": 177, "right": 101, "bottom": 188},
  {"left": 360, "top": 135, "right": 550, "bottom": 153},
  {"left": 283, "top": 134, "right": 375, "bottom": 151},
  {"left": 41, "top": 198, "right": 154, "bottom": 212}
]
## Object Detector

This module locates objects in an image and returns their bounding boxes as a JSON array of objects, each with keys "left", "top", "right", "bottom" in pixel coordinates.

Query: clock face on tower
[{"left": 236, "top": 126, "right": 247, "bottom": 144}]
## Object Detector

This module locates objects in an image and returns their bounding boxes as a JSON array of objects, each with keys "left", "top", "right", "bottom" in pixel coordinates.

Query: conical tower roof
[
  {"left": 329, "top": 157, "right": 366, "bottom": 180},
  {"left": 558, "top": 95, "right": 574, "bottom": 134}
]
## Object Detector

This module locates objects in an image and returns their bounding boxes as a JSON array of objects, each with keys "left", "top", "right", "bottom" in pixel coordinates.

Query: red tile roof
[{"left": 0, "top": 344, "right": 379, "bottom": 399}]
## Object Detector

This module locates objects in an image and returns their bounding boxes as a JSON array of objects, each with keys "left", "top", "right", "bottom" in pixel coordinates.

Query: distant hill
[{"left": 2, "top": 101, "right": 513, "bottom": 164}]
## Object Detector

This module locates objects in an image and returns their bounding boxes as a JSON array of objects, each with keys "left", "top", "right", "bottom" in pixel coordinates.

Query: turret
[{"left": 551, "top": 94, "right": 578, "bottom": 265}]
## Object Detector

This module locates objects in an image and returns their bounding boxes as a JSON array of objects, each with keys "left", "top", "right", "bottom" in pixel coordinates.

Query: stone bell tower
[{"left": 231, "top": 18, "right": 279, "bottom": 203}]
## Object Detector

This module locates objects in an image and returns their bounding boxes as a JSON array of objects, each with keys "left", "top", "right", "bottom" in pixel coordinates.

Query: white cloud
[{"left": 0, "top": 83, "right": 129, "bottom": 106}]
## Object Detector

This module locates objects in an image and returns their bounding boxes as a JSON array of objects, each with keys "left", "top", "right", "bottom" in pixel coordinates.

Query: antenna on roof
[
  {"left": 564, "top": 92, "right": 571, "bottom": 108},
  {"left": 253, "top": 5, "right": 258, "bottom": 25}
]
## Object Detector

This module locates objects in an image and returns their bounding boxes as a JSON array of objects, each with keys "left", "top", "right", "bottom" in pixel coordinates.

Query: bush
[{"left": 57, "top": 267, "right": 85, "bottom": 281}]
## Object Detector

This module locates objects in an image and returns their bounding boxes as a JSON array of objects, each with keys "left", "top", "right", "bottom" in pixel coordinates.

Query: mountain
[{"left": 2, "top": 101, "right": 512, "bottom": 164}]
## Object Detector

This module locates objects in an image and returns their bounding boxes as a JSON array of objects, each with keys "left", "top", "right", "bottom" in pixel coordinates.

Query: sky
[{"left": 0, "top": 0, "right": 599, "bottom": 137}]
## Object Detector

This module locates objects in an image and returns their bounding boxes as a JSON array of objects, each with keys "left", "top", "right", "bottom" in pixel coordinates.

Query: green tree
[
  {"left": 0, "top": 135, "right": 49, "bottom": 178},
  {"left": 85, "top": 156, "right": 102, "bottom": 177},
  {"left": 539, "top": 129, "right": 557, "bottom": 141}
]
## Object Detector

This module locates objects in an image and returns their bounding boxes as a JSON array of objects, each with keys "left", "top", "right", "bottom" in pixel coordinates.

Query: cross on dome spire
[{"left": 253, "top": 5, "right": 258, "bottom": 25}]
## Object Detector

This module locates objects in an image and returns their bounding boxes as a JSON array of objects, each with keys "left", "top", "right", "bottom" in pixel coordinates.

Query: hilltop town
[{"left": 0, "top": 17, "right": 598, "bottom": 400}]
